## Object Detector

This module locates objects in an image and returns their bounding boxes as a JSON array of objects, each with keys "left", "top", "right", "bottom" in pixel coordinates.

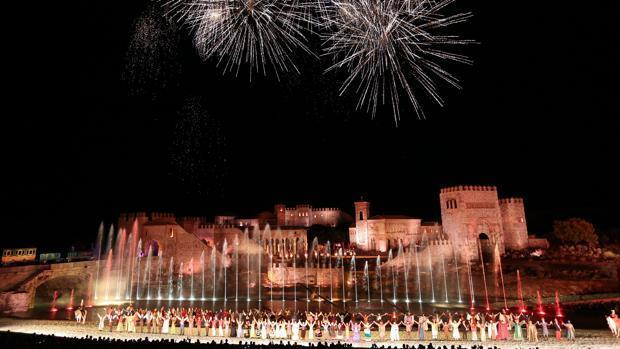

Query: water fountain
[
  {"left": 376, "top": 255, "right": 383, "bottom": 303},
  {"left": 494, "top": 243, "right": 507, "bottom": 309},
  {"left": 67, "top": 289, "right": 74, "bottom": 310},
  {"left": 104, "top": 249, "right": 113, "bottom": 301},
  {"left": 234, "top": 235, "right": 239, "bottom": 302},
  {"left": 536, "top": 290, "right": 544, "bottom": 315},
  {"left": 555, "top": 290, "right": 563, "bottom": 317},
  {"left": 452, "top": 245, "right": 462, "bottom": 303},
  {"left": 425, "top": 236, "right": 436, "bottom": 303},
  {"left": 189, "top": 257, "right": 194, "bottom": 300},
  {"left": 388, "top": 249, "right": 396, "bottom": 303},
  {"left": 167, "top": 257, "right": 174, "bottom": 301},
  {"left": 339, "top": 248, "right": 345, "bottom": 304},
  {"left": 93, "top": 223, "right": 104, "bottom": 301},
  {"left": 398, "top": 242, "right": 410, "bottom": 304},
  {"left": 211, "top": 247, "right": 217, "bottom": 301},
  {"left": 441, "top": 254, "right": 449, "bottom": 303},
  {"left": 178, "top": 261, "right": 184, "bottom": 300},
  {"left": 144, "top": 245, "right": 153, "bottom": 300},
  {"left": 156, "top": 252, "right": 163, "bottom": 300},
  {"left": 351, "top": 254, "right": 358, "bottom": 303},
  {"left": 476, "top": 239, "right": 490, "bottom": 310},
  {"left": 413, "top": 242, "right": 422, "bottom": 303},
  {"left": 50, "top": 290, "right": 59, "bottom": 312},
  {"left": 516, "top": 269, "right": 525, "bottom": 312},
  {"left": 363, "top": 261, "right": 370, "bottom": 302},
  {"left": 134, "top": 240, "right": 142, "bottom": 301},
  {"left": 222, "top": 239, "right": 228, "bottom": 302},
  {"left": 200, "top": 250, "right": 205, "bottom": 301}
]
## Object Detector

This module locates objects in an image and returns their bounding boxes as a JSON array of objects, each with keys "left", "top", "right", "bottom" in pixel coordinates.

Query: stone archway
[{"left": 34, "top": 274, "right": 90, "bottom": 309}]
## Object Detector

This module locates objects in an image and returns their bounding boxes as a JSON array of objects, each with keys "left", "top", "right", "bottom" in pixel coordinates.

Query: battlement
[
  {"left": 440, "top": 185, "right": 497, "bottom": 193},
  {"left": 499, "top": 197, "right": 524, "bottom": 204},
  {"left": 281, "top": 205, "right": 339, "bottom": 211},
  {"left": 151, "top": 212, "right": 175, "bottom": 219},
  {"left": 429, "top": 238, "right": 452, "bottom": 246},
  {"left": 311, "top": 208, "right": 339, "bottom": 212},
  {"left": 197, "top": 224, "right": 238, "bottom": 229}
]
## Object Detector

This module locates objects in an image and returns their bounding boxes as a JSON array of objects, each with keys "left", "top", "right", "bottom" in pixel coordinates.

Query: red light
[{"left": 50, "top": 308, "right": 58, "bottom": 312}]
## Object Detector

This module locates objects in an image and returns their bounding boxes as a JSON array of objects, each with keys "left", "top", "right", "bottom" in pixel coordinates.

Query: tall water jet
[
  {"left": 536, "top": 290, "right": 544, "bottom": 315},
  {"left": 466, "top": 250, "right": 475, "bottom": 310},
  {"left": 452, "top": 246, "right": 462, "bottom": 303},
  {"left": 293, "top": 240, "right": 297, "bottom": 311},
  {"left": 200, "top": 250, "right": 205, "bottom": 301},
  {"left": 222, "top": 239, "right": 228, "bottom": 302},
  {"left": 425, "top": 236, "right": 435, "bottom": 303},
  {"left": 269, "top": 252, "right": 274, "bottom": 305},
  {"left": 516, "top": 269, "right": 525, "bottom": 313},
  {"left": 50, "top": 290, "right": 59, "bottom": 312},
  {"left": 494, "top": 243, "right": 507, "bottom": 309},
  {"left": 477, "top": 239, "right": 490, "bottom": 310},
  {"left": 93, "top": 223, "right": 104, "bottom": 301},
  {"left": 246, "top": 229, "right": 251, "bottom": 302},
  {"left": 388, "top": 249, "right": 396, "bottom": 303},
  {"left": 305, "top": 251, "right": 309, "bottom": 311},
  {"left": 351, "top": 254, "right": 358, "bottom": 303},
  {"left": 143, "top": 245, "right": 153, "bottom": 300},
  {"left": 339, "top": 248, "right": 345, "bottom": 303},
  {"left": 114, "top": 228, "right": 126, "bottom": 300},
  {"left": 413, "top": 242, "right": 422, "bottom": 303},
  {"left": 258, "top": 225, "right": 265, "bottom": 303},
  {"left": 103, "top": 249, "right": 113, "bottom": 301},
  {"left": 156, "top": 251, "right": 163, "bottom": 300},
  {"left": 234, "top": 235, "right": 239, "bottom": 301},
  {"left": 363, "top": 261, "right": 370, "bottom": 302},
  {"left": 123, "top": 233, "right": 133, "bottom": 300},
  {"left": 441, "top": 254, "right": 449, "bottom": 303},
  {"left": 105, "top": 225, "right": 114, "bottom": 256},
  {"left": 178, "top": 261, "right": 184, "bottom": 300},
  {"left": 211, "top": 247, "right": 217, "bottom": 301},
  {"left": 554, "top": 290, "right": 563, "bottom": 318},
  {"left": 134, "top": 240, "right": 142, "bottom": 300},
  {"left": 67, "top": 288, "right": 74, "bottom": 310},
  {"left": 125, "top": 220, "right": 139, "bottom": 300},
  {"left": 398, "top": 242, "right": 409, "bottom": 304},
  {"left": 189, "top": 257, "right": 195, "bottom": 300},
  {"left": 376, "top": 255, "right": 383, "bottom": 303},
  {"left": 168, "top": 257, "right": 174, "bottom": 300},
  {"left": 326, "top": 242, "right": 333, "bottom": 301}
]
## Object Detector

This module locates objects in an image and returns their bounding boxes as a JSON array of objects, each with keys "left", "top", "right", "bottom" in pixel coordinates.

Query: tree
[{"left": 552, "top": 218, "right": 598, "bottom": 246}]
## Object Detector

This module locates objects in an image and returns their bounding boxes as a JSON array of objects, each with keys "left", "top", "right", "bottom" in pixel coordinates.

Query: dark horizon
[{"left": 4, "top": 1, "right": 619, "bottom": 250}]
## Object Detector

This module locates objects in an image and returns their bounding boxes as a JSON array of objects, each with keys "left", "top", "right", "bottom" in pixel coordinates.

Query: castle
[
  {"left": 350, "top": 185, "right": 548, "bottom": 258},
  {"left": 118, "top": 185, "right": 547, "bottom": 264}
]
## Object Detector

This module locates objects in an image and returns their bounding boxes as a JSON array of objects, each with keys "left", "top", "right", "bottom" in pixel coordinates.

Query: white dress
[
  {"left": 261, "top": 323, "right": 268, "bottom": 339},
  {"left": 452, "top": 322, "right": 461, "bottom": 339},
  {"left": 390, "top": 323, "right": 400, "bottom": 341},
  {"left": 162, "top": 317, "right": 170, "bottom": 334},
  {"left": 292, "top": 321, "right": 300, "bottom": 340}
]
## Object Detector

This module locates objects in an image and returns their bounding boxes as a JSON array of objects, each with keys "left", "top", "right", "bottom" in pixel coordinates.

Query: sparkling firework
[
  {"left": 124, "top": 5, "right": 182, "bottom": 98},
  {"left": 321, "top": 0, "right": 472, "bottom": 123},
  {"left": 166, "top": 0, "right": 317, "bottom": 79}
]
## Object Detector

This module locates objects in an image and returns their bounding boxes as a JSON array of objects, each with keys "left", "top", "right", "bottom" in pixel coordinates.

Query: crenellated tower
[{"left": 499, "top": 198, "right": 529, "bottom": 250}]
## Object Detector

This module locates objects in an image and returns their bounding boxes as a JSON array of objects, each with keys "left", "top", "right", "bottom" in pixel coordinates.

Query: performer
[
  {"left": 389, "top": 319, "right": 401, "bottom": 341},
  {"left": 536, "top": 317, "right": 549, "bottom": 339},
  {"left": 564, "top": 320, "right": 575, "bottom": 340},
  {"left": 526, "top": 318, "right": 538, "bottom": 342},
  {"left": 451, "top": 318, "right": 461, "bottom": 340},
  {"left": 554, "top": 317, "right": 563, "bottom": 341}
]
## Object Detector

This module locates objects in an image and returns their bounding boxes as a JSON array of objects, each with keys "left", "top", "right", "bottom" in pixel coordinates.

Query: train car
[
  {"left": 66, "top": 250, "right": 93, "bottom": 262},
  {"left": 39, "top": 252, "right": 62, "bottom": 264},
  {"left": 1, "top": 247, "right": 37, "bottom": 265}
]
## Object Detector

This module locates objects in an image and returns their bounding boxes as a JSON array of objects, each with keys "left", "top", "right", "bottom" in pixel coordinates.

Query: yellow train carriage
[{"left": 1, "top": 247, "right": 37, "bottom": 265}]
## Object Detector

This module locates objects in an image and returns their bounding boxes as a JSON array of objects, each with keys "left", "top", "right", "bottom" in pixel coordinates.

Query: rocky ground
[{"left": 0, "top": 318, "right": 618, "bottom": 349}]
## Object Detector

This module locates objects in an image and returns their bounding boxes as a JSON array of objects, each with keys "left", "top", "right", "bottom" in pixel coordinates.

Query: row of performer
[{"left": 85, "top": 306, "right": 581, "bottom": 342}]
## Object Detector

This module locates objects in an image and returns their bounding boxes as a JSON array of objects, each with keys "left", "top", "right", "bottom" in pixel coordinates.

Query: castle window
[
  {"left": 359, "top": 211, "right": 364, "bottom": 221},
  {"left": 518, "top": 217, "right": 524, "bottom": 223}
]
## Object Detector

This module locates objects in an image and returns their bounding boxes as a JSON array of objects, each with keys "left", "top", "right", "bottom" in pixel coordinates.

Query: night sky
[{"left": 4, "top": 1, "right": 619, "bottom": 250}]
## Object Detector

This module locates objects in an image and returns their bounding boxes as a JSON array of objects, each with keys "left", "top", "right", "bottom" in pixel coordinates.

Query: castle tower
[
  {"left": 354, "top": 201, "right": 370, "bottom": 222},
  {"left": 274, "top": 204, "right": 286, "bottom": 226},
  {"left": 439, "top": 186, "right": 505, "bottom": 259},
  {"left": 352, "top": 201, "right": 370, "bottom": 249},
  {"left": 499, "top": 198, "right": 529, "bottom": 250}
]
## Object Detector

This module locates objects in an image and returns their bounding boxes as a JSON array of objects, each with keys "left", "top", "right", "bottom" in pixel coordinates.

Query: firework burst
[
  {"left": 321, "top": 0, "right": 472, "bottom": 123},
  {"left": 166, "top": 0, "right": 317, "bottom": 79}
]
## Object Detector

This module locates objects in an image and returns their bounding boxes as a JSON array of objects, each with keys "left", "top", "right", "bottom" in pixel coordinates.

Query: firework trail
[
  {"left": 124, "top": 4, "right": 182, "bottom": 98},
  {"left": 165, "top": 0, "right": 318, "bottom": 79},
  {"left": 320, "top": 0, "right": 472, "bottom": 124}
]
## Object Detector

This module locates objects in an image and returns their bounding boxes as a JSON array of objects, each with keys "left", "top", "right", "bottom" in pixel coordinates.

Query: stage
[{"left": 0, "top": 318, "right": 617, "bottom": 349}]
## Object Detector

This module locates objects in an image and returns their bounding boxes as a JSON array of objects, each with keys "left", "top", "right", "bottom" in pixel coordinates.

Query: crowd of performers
[{"left": 91, "top": 305, "right": 582, "bottom": 343}]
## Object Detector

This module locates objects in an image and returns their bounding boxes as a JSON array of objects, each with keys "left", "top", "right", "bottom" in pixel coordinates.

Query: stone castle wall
[{"left": 499, "top": 198, "right": 529, "bottom": 250}]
